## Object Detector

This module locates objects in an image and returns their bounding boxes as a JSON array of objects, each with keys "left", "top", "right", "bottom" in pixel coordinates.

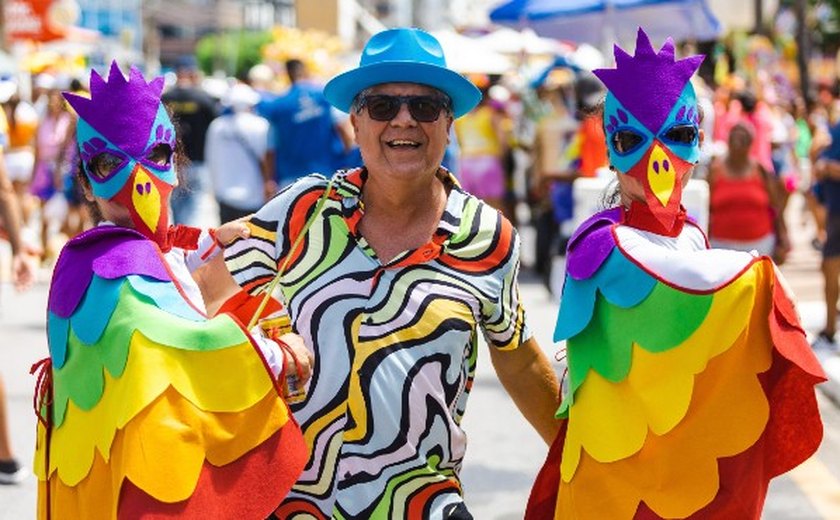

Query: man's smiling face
[{"left": 351, "top": 82, "right": 453, "bottom": 180}]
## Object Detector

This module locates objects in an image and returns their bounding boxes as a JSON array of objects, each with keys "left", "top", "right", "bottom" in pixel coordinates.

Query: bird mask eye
[
  {"left": 612, "top": 129, "right": 645, "bottom": 154},
  {"left": 662, "top": 124, "right": 698, "bottom": 146},
  {"left": 145, "top": 143, "right": 173, "bottom": 169},
  {"left": 87, "top": 151, "right": 126, "bottom": 182}
]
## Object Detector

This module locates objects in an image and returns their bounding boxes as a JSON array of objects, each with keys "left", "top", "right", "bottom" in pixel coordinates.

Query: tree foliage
[{"left": 195, "top": 30, "right": 272, "bottom": 79}]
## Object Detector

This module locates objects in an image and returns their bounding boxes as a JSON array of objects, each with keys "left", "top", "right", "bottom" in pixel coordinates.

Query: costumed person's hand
[
  {"left": 277, "top": 332, "right": 314, "bottom": 386},
  {"left": 215, "top": 220, "right": 251, "bottom": 247},
  {"left": 12, "top": 252, "right": 36, "bottom": 292}
]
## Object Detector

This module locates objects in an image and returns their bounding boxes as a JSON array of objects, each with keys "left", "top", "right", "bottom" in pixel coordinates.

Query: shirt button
[{"left": 365, "top": 316, "right": 373, "bottom": 324}]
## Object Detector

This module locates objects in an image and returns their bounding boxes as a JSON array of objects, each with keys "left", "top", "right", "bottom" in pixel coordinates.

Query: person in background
[
  {"left": 248, "top": 63, "right": 278, "bottom": 117},
  {"left": 0, "top": 78, "right": 38, "bottom": 236},
  {"left": 791, "top": 96, "right": 821, "bottom": 249},
  {"left": 59, "top": 78, "right": 91, "bottom": 239},
  {"left": 530, "top": 74, "right": 579, "bottom": 286},
  {"left": 34, "top": 62, "right": 310, "bottom": 518},
  {"left": 161, "top": 55, "right": 218, "bottom": 226},
  {"left": 808, "top": 84, "right": 838, "bottom": 251},
  {"left": 261, "top": 58, "right": 352, "bottom": 190},
  {"left": 224, "top": 28, "right": 560, "bottom": 519},
  {"left": 0, "top": 105, "right": 37, "bottom": 485},
  {"left": 769, "top": 96, "right": 800, "bottom": 212},
  {"left": 454, "top": 75, "right": 509, "bottom": 215},
  {"left": 708, "top": 120, "right": 788, "bottom": 259},
  {"left": 810, "top": 119, "right": 840, "bottom": 350},
  {"left": 29, "top": 88, "right": 73, "bottom": 262},
  {"left": 205, "top": 83, "right": 269, "bottom": 223},
  {"left": 727, "top": 89, "right": 775, "bottom": 176}
]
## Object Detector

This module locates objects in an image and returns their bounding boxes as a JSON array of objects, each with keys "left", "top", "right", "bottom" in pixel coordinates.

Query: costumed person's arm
[
  {"left": 181, "top": 221, "right": 312, "bottom": 385},
  {"left": 187, "top": 223, "right": 252, "bottom": 315},
  {"left": 183, "top": 221, "right": 251, "bottom": 273}
]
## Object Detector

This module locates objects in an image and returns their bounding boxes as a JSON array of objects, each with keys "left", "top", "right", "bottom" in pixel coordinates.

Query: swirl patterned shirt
[{"left": 224, "top": 167, "right": 531, "bottom": 519}]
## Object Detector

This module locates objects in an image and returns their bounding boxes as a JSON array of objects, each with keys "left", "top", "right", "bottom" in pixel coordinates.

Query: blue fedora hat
[{"left": 324, "top": 28, "right": 481, "bottom": 118}]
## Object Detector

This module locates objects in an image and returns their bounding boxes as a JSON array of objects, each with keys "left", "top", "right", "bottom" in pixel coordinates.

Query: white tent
[
  {"left": 477, "top": 27, "right": 570, "bottom": 56},
  {"left": 431, "top": 30, "right": 513, "bottom": 75}
]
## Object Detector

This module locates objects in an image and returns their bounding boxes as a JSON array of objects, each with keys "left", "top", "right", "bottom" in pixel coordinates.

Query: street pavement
[{"left": 1, "top": 192, "right": 839, "bottom": 518}]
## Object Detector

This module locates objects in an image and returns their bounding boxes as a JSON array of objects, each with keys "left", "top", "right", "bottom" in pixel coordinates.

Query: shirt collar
[{"left": 333, "top": 167, "right": 466, "bottom": 240}]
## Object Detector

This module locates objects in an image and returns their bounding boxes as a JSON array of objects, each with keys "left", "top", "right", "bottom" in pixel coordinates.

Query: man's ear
[{"left": 350, "top": 112, "right": 360, "bottom": 136}]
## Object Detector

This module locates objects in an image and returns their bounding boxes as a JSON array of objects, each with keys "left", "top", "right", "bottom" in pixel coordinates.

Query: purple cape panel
[
  {"left": 566, "top": 207, "right": 621, "bottom": 280},
  {"left": 48, "top": 226, "right": 170, "bottom": 318}
]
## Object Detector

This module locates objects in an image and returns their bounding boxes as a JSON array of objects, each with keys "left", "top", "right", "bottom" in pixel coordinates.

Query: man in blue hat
[{"left": 223, "top": 27, "right": 560, "bottom": 519}]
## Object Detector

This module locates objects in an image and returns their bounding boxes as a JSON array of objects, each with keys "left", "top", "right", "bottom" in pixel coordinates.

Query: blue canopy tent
[{"left": 489, "top": 0, "right": 721, "bottom": 52}]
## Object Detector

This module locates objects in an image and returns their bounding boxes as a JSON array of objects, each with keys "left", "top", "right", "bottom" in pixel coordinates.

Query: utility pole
[
  {"left": 0, "top": 0, "right": 7, "bottom": 52},
  {"left": 794, "top": 0, "right": 810, "bottom": 100},
  {"left": 755, "top": 0, "right": 765, "bottom": 35}
]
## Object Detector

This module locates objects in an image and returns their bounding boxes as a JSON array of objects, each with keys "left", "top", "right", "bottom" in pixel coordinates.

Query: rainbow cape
[
  {"left": 35, "top": 226, "right": 307, "bottom": 519},
  {"left": 527, "top": 208, "right": 826, "bottom": 519}
]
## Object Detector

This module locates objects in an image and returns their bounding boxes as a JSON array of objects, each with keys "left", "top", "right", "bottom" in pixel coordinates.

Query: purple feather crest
[
  {"left": 63, "top": 61, "right": 166, "bottom": 157},
  {"left": 593, "top": 28, "right": 704, "bottom": 133}
]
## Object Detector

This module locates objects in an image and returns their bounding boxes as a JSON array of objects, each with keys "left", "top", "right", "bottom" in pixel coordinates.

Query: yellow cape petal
[
  {"left": 47, "top": 332, "right": 279, "bottom": 485},
  {"left": 38, "top": 387, "right": 287, "bottom": 517}
]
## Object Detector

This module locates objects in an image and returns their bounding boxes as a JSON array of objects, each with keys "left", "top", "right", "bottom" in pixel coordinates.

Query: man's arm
[{"left": 489, "top": 336, "right": 561, "bottom": 445}]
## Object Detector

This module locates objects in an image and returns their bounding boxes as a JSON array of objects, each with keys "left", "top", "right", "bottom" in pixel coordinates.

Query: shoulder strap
[
  {"left": 247, "top": 177, "right": 335, "bottom": 328},
  {"left": 230, "top": 118, "right": 263, "bottom": 168}
]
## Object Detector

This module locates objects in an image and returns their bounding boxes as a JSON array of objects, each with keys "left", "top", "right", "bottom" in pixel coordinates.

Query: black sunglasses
[{"left": 359, "top": 94, "right": 450, "bottom": 122}]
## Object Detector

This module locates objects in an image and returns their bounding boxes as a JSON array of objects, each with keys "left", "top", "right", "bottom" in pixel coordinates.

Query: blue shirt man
[{"left": 262, "top": 59, "right": 350, "bottom": 187}]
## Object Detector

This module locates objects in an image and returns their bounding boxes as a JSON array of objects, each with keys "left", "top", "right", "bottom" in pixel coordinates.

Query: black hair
[
  {"left": 733, "top": 90, "right": 757, "bottom": 113},
  {"left": 285, "top": 59, "right": 306, "bottom": 82}
]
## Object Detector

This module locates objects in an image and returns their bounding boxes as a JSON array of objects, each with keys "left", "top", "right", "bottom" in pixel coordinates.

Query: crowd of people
[{"left": 0, "top": 23, "right": 834, "bottom": 519}]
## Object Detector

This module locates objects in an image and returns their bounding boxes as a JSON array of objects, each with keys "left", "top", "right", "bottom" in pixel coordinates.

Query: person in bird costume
[
  {"left": 525, "top": 28, "right": 826, "bottom": 520},
  {"left": 33, "top": 62, "right": 310, "bottom": 519}
]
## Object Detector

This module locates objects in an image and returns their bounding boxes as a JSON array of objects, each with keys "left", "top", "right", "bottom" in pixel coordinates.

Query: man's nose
[{"left": 390, "top": 101, "right": 416, "bottom": 126}]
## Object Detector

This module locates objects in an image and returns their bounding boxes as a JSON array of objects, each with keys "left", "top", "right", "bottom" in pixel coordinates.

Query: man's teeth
[{"left": 388, "top": 140, "right": 420, "bottom": 147}]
